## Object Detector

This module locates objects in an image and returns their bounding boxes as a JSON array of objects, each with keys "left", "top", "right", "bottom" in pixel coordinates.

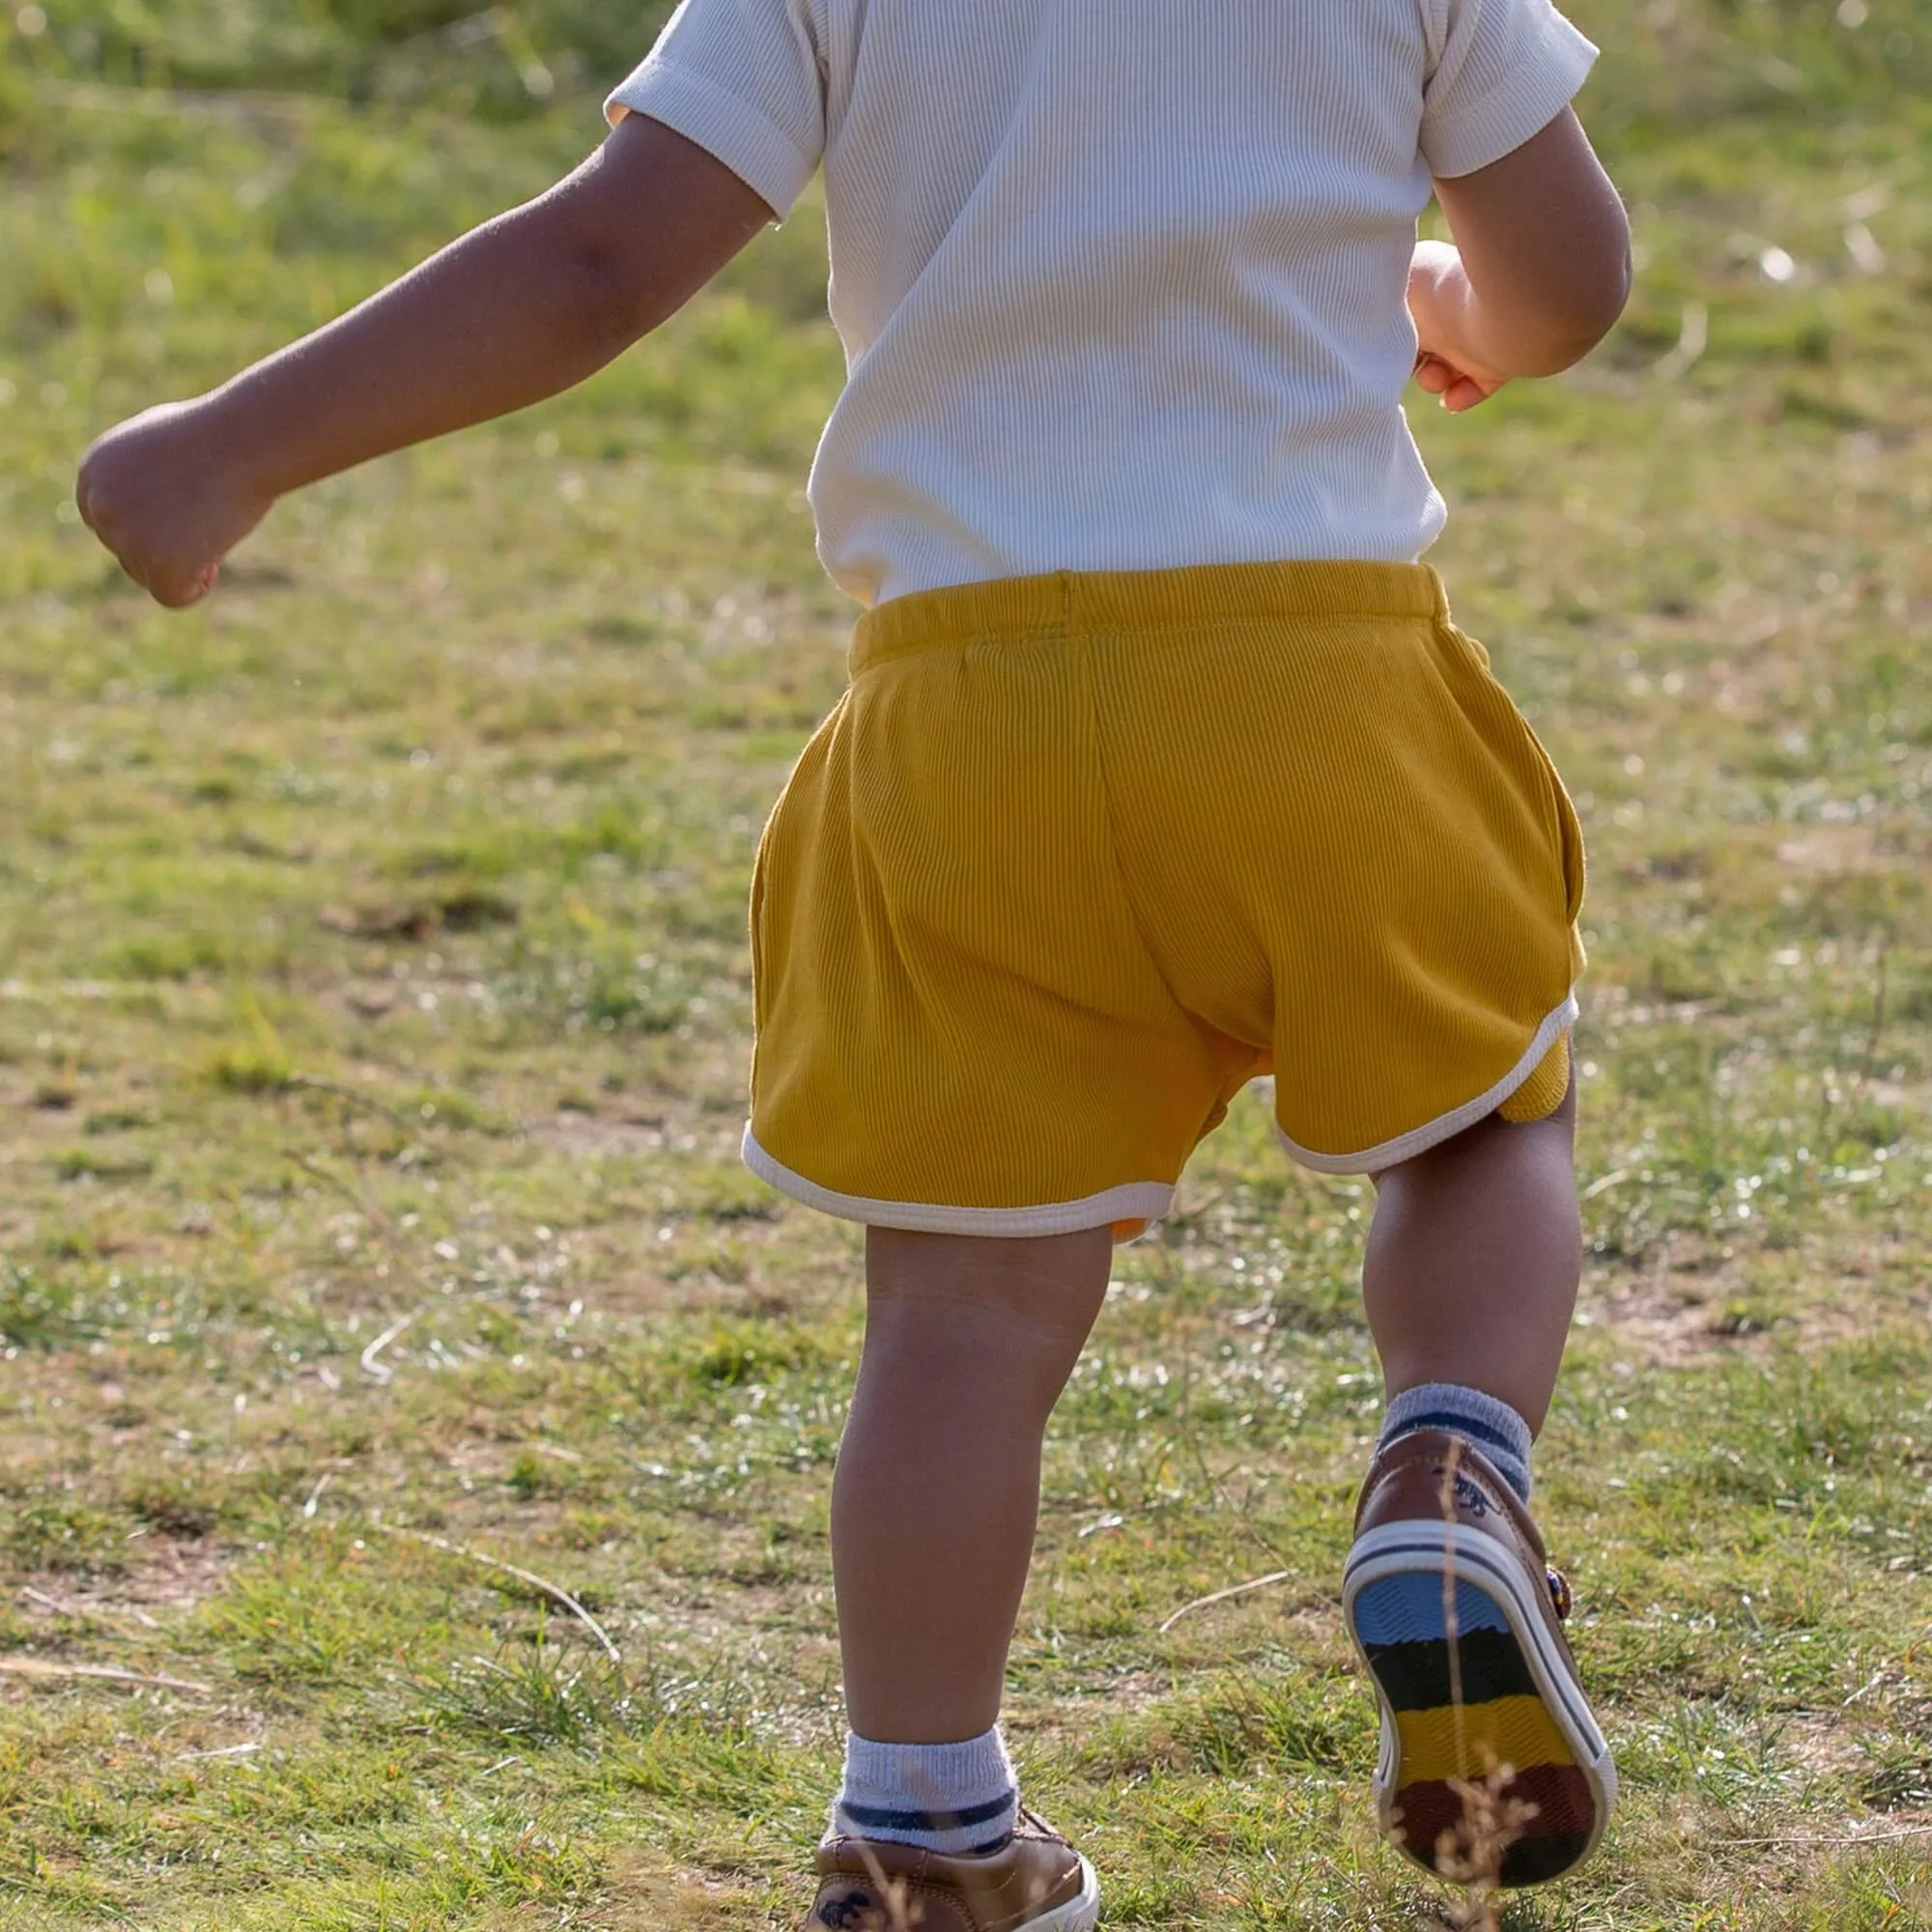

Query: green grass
[{"left": 3, "top": 0, "right": 1932, "bottom": 1925}]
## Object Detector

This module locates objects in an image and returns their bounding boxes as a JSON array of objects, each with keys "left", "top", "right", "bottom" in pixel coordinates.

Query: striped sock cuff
[
  {"left": 1378, "top": 1381, "right": 1534, "bottom": 1504},
  {"left": 832, "top": 1726, "right": 1018, "bottom": 1856}
]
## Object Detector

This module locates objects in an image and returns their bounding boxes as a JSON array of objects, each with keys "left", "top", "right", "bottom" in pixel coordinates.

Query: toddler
[{"left": 79, "top": 0, "right": 1632, "bottom": 1921}]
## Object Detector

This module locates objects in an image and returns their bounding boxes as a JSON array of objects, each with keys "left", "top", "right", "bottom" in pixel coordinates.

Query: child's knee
[
  {"left": 864, "top": 1225, "right": 1111, "bottom": 1350},
  {"left": 1373, "top": 1089, "right": 1577, "bottom": 1202}
]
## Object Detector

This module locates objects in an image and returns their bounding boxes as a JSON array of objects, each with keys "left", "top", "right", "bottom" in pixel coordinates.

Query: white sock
[
  {"left": 1378, "top": 1381, "right": 1534, "bottom": 1503},
  {"left": 831, "top": 1725, "right": 1019, "bottom": 1855}
]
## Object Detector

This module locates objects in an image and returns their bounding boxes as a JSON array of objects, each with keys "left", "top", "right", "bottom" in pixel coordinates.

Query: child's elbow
[
  {"left": 1577, "top": 229, "right": 1635, "bottom": 346},
  {"left": 1525, "top": 229, "right": 1634, "bottom": 376}
]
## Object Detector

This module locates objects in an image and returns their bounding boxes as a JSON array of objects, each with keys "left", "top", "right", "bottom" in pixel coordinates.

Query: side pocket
[
  {"left": 747, "top": 823, "right": 773, "bottom": 1040},
  {"left": 1535, "top": 734, "right": 1588, "bottom": 928},
  {"left": 1441, "top": 622, "right": 1585, "bottom": 928},
  {"left": 749, "top": 692, "right": 849, "bottom": 1047}
]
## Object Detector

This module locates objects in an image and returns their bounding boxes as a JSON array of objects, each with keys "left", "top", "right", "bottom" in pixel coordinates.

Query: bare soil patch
[{"left": 15, "top": 1533, "right": 232, "bottom": 1633}]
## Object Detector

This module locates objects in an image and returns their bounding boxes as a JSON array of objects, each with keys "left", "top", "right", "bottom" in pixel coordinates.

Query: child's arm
[
  {"left": 77, "top": 116, "right": 773, "bottom": 608},
  {"left": 1408, "top": 107, "right": 1631, "bottom": 413}
]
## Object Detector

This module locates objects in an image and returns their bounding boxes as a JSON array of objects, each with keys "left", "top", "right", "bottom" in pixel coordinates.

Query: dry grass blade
[
  {"left": 372, "top": 1524, "right": 621, "bottom": 1662},
  {"left": 1440, "top": 1443, "right": 1469, "bottom": 1805},
  {"left": 0, "top": 1658, "right": 212, "bottom": 1694},
  {"left": 1650, "top": 299, "right": 1709, "bottom": 382},
  {"left": 1157, "top": 1569, "right": 1292, "bottom": 1634},
  {"left": 1717, "top": 1821, "right": 1932, "bottom": 1849},
  {"left": 282, "top": 1148, "right": 399, "bottom": 1233},
  {"left": 359, "top": 1306, "right": 424, "bottom": 1382},
  {"left": 854, "top": 1838, "right": 915, "bottom": 1932},
  {"left": 1417, "top": 1440, "right": 1532, "bottom": 1932},
  {"left": 19, "top": 1586, "right": 155, "bottom": 1640},
  {"left": 286, "top": 1072, "right": 417, "bottom": 1130}
]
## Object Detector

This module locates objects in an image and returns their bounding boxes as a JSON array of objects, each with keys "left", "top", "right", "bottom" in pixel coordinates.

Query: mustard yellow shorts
[{"left": 743, "top": 561, "right": 1584, "bottom": 1236}]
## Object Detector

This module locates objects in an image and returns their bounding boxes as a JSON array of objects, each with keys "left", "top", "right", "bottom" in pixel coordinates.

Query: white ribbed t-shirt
[{"left": 607, "top": 0, "right": 1597, "bottom": 607}]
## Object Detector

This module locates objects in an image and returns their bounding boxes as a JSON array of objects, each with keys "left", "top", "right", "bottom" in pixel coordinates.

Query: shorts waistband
[{"left": 852, "top": 560, "right": 1451, "bottom": 672}]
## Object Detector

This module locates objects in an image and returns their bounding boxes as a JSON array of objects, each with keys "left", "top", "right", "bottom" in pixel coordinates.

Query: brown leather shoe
[
  {"left": 799, "top": 1808, "right": 1098, "bottom": 1931},
  {"left": 1343, "top": 1429, "right": 1615, "bottom": 1889}
]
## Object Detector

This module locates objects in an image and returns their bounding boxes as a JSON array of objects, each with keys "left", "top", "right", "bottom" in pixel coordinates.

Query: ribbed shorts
[{"left": 743, "top": 560, "right": 1584, "bottom": 1237}]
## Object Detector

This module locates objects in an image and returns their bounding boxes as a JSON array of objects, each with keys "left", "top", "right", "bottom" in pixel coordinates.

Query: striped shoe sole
[{"left": 1343, "top": 1522, "right": 1616, "bottom": 1889}]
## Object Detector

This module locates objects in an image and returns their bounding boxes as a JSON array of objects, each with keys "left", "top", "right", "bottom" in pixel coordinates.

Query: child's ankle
[
  {"left": 832, "top": 1725, "right": 1018, "bottom": 1855},
  {"left": 1377, "top": 1381, "right": 1534, "bottom": 1503}
]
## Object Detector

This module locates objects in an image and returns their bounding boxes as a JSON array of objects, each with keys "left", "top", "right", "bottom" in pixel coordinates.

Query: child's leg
[
  {"left": 1361, "top": 1079, "right": 1579, "bottom": 1437},
  {"left": 834, "top": 1225, "right": 1112, "bottom": 1747},
  {"left": 1347, "top": 1082, "right": 1615, "bottom": 1889}
]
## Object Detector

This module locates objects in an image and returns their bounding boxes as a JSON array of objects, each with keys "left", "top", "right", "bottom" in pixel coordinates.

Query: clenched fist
[
  {"left": 1406, "top": 241, "right": 1513, "bottom": 415},
  {"left": 76, "top": 399, "right": 276, "bottom": 609}
]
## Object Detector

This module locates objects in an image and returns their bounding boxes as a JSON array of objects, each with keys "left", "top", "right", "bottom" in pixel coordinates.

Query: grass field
[{"left": 3, "top": 1, "right": 1932, "bottom": 1925}]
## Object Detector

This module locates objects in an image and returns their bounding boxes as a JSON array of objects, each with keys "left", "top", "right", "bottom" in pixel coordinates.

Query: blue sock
[{"left": 1378, "top": 1382, "right": 1534, "bottom": 1504}]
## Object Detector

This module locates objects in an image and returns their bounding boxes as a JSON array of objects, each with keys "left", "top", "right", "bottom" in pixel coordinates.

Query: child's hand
[
  {"left": 1406, "top": 240, "right": 1512, "bottom": 414},
  {"left": 77, "top": 400, "right": 275, "bottom": 608}
]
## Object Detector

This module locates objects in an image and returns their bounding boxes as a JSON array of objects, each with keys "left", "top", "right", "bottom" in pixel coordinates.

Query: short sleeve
[
  {"left": 1419, "top": 0, "right": 1598, "bottom": 180},
  {"left": 605, "top": 0, "right": 826, "bottom": 219}
]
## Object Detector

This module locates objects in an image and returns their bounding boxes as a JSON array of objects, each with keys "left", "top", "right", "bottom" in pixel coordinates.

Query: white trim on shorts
[
  {"left": 741, "top": 1127, "right": 1174, "bottom": 1236},
  {"left": 744, "top": 991, "right": 1578, "bottom": 1228},
  {"left": 1276, "top": 992, "right": 1580, "bottom": 1176}
]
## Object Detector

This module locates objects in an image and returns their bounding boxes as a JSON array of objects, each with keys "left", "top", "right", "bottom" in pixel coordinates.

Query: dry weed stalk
[
  {"left": 1405, "top": 1439, "right": 1537, "bottom": 1932},
  {"left": 1425, "top": 1764, "right": 1543, "bottom": 1932},
  {"left": 838, "top": 1826, "right": 1054, "bottom": 1930},
  {"left": 370, "top": 1521, "right": 621, "bottom": 1661},
  {"left": 852, "top": 1839, "right": 918, "bottom": 1929}
]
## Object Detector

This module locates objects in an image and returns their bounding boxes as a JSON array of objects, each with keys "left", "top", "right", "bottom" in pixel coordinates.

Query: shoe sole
[
  {"left": 1018, "top": 1856, "right": 1100, "bottom": 1931},
  {"left": 1342, "top": 1521, "right": 1616, "bottom": 1889}
]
